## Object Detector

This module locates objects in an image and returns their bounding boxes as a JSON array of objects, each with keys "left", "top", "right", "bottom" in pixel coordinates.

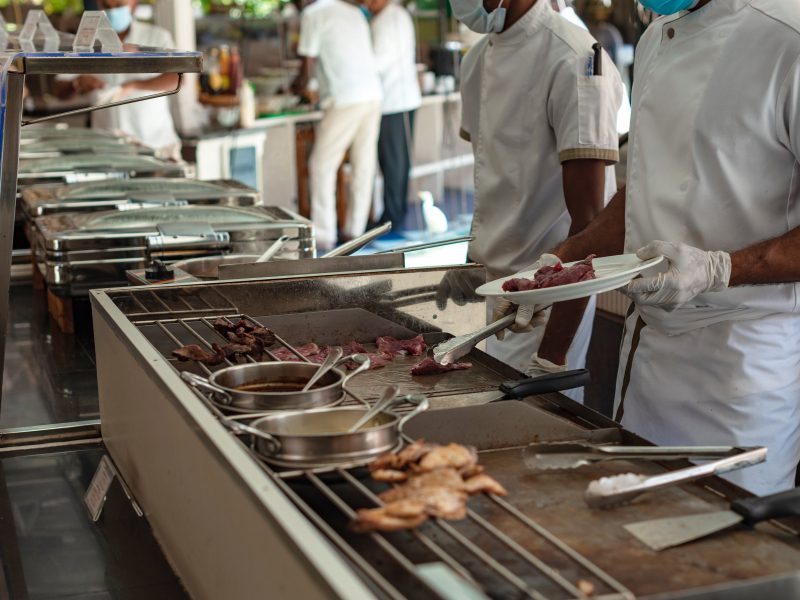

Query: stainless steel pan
[
  {"left": 180, "top": 356, "right": 370, "bottom": 412},
  {"left": 243, "top": 393, "right": 429, "bottom": 467}
]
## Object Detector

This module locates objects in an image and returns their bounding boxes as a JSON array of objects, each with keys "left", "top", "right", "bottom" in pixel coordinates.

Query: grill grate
[{"left": 258, "top": 465, "right": 634, "bottom": 600}]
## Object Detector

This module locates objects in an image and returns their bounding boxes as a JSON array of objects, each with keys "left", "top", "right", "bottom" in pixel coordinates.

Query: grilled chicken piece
[
  {"left": 460, "top": 465, "right": 485, "bottom": 479},
  {"left": 371, "top": 469, "right": 408, "bottom": 483},
  {"left": 396, "top": 439, "right": 433, "bottom": 466},
  {"left": 463, "top": 473, "right": 508, "bottom": 497},
  {"left": 350, "top": 507, "right": 428, "bottom": 532},
  {"left": 416, "top": 443, "right": 478, "bottom": 473},
  {"left": 383, "top": 499, "right": 427, "bottom": 519},
  {"left": 420, "top": 487, "right": 468, "bottom": 519},
  {"left": 369, "top": 452, "right": 403, "bottom": 472},
  {"left": 379, "top": 468, "right": 465, "bottom": 503}
]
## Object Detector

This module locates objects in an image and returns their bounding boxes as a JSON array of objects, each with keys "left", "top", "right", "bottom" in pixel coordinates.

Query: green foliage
[{"left": 199, "top": 0, "right": 291, "bottom": 18}]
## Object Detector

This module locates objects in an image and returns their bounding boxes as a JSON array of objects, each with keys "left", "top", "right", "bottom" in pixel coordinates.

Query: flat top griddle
[{"left": 140, "top": 308, "right": 520, "bottom": 412}]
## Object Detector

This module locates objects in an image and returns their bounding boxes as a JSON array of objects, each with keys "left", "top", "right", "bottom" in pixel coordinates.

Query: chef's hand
[
  {"left": 435, "top": 269, "right": 486, "bottom": 310},
  {"left": 491, "top": 299, "right": 550, "bottom": 340},
  {"left": 625, "top": 241, "right": 731, "bottom": 311},
  {"left": 72, "top": 75, "right": 106, "bottom": 95},
  {"left": 525, "top": 352, "right": 567, "bottom": 377}
]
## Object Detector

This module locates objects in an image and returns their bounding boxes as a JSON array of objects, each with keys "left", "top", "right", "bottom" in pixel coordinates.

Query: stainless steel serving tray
[{"left": 21, "top": 179, "right": 261, "bottom": 218}]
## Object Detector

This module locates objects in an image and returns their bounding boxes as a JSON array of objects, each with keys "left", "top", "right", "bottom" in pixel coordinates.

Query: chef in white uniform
[
  {"left": 292, "top": 0, "right": 383, "bottom": 252},
  {"left": 54, "top": 0, "right": 181, "bottom": 158},
  {"left": 526, "top": 0, "right": 800, "bottom": 494},
  {"left": 440, "top": 0, "right": 622, "bottom": 397}
]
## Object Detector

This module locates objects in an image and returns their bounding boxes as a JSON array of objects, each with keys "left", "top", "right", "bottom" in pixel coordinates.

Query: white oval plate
[{"left": 476, "top": 254, "right": 665, "bottom": 305}]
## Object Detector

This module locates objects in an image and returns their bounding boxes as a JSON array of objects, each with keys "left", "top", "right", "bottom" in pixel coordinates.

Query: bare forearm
[
  {"left": 729, "top": 226, "right": 800, "bottom": 286},
  {"left": 539, "top": 160, "right": 606, "bottom": 365},
  {"left": 555, "top": 186, "right": 627, "bottom": 262},
  {"left": 125, "top": 73, "right": 178, "bottom": 92}
]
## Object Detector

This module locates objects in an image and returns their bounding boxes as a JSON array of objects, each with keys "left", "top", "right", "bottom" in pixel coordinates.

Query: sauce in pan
[{"left": 234, "top": 378, "right": 322, "bottom": 393}]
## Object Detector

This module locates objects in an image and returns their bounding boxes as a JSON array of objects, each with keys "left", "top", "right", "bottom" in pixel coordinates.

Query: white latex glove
[
  {"left": 525, "top": 352, "right": 567, "bottom": 378},
  {"left": 435, "top": 268, "right": 486, "bottom": 310},
  {"left": 491, "top": 253, "right": 560, "bottom": 339},
  {"left": 625, "top": 241, "right": 731, "bottom": 311}
]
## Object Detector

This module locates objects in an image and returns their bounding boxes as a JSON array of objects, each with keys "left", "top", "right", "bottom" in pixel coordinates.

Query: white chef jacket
[
  {"left": 459, "top": 0, "right": 621, "bottom": 397},
  {"left": 370, "top": 3, "right": 422, "bottom": 115},
  {"left": 298, "top": 0, "right": 382, "bottom": 109},
  {"left": 460, "top": 0, "right": 622, "bottom": 280},
  {"left": 615, "top": 0, "right": 800, "bottom": 495},
  {"left": 81, "top": 21, "right": 180, "bottom": 151}
]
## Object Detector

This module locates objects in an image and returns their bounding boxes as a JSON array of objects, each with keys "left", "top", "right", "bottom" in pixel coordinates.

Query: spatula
[{"left": 625, "top": 487, "right": 800, "bottom": 551}]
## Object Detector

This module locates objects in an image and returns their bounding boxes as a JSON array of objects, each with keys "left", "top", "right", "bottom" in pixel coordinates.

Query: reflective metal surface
[{"left": 0, "top": 447, "right": 188, "bottom": 599}]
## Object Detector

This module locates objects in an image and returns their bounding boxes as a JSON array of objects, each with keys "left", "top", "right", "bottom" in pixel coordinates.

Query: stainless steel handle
[
  {"left": 642, "top": 447, "right": 767, "bottom": 488},
  {"left": 321, "top": 222, "right": 392, "bottom": 257},
  {"left": 347, "top": 384, "right": 400, "bottom": 432},
  {"left": 226, "top": 420, "right": 282, "bottom": 455},
  {"left": 302, "top": 346, "right": 344, "bottom": 392},
  {"left": 22, "top": 73, "right": 184, "bottom": 127},
  {"left": 341, "top": 354, "right": 372, "bottom": 386},
  {"left": 256, "top": 235, "right": 291, "bottom": 263},
  {"left": 433, "top": 313, "right": 517, "bottom": 365},
  {"left": 398, "top": 395, "right": 430, "bottom": 435},
  {"left": 180, "top": 371, "right": 233, "bottom": 406},
  {"left": 375, "top": 235, "right": 473, "bottom": 255}
]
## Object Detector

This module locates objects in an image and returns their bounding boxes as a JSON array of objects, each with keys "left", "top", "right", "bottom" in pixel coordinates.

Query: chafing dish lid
[
  {"left": 79, "top": 206, "right": 273, "bottom": 231},
  {"left": 60, "top": 179, "right": 240, "bottom": 200},
  {"left": 21, "top": 154, "right": 175, "bottom": 173},
  {"left": 20, "top": 139, "right": 147, "bottom": 155}
]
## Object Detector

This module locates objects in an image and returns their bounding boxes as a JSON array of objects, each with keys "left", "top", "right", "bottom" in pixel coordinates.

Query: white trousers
[
  {"left": 615, "top": 309, "right": 800, "bottom": 495},
  {"left": 309, "top": 101, "right": 382, "bottom": 250},
  {"left": 485, "top": 297, "right": 596, "bottom": 404}
]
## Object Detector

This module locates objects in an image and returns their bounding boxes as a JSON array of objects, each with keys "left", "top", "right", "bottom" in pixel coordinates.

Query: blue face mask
[
  {"left": 106, "top": 5, "right": 133, "bottom": 33},
  {"left": 638, "top": 0, "right": 699, "bottom": 15},
  {"left": 448, "top": 0, "right": 506, "bottom": 34},
  {"left": 359, "top": 5, "right": 372, "bottom": 20}
]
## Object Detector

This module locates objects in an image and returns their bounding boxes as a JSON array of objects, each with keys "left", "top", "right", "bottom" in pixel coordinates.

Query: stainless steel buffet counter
[{"left": 89, "top": 266, "right": 800, "bottom": 600}]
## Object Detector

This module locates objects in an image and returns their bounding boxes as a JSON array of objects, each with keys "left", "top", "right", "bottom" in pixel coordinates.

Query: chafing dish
[
  {"left": 36, "top": 205, "right": 314, "bottom": 296},
  {"left": 21, "top": 178, "right": 261, "bottom": 219},
  {"left": 89, "top": 268, "right": 800, "bottom": 600},
  {"left": 17, "top": 153, "right": 190, "bottom": 186},
  {"left": 20, "top": 126, "right": 130, "bottom": 142}
]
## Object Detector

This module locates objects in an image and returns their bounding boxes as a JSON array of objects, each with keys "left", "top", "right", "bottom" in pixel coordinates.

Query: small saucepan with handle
[
  {"left": 243, "top": 391, "right": 429, "bottom": 468},
  {"left": 180, "top": 354, "right": 371, "bottom": 413}
]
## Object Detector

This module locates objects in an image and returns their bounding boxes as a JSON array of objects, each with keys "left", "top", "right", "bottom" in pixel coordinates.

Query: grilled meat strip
[{"left": 411, "top": 357, "right": 473, "bottom": 376}]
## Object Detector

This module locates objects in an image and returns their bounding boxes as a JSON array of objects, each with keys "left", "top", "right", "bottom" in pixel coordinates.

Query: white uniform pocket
[{"left": 577, "top": 75, "right": 614, "bottom": 147}]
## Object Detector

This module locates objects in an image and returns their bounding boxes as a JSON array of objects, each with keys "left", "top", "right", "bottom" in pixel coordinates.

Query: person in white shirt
[
  {"left": 438, "top": 0, "right": 622, "bottom": 403},
  {"left": 54, "top": 0, "right": 181, "bottom": 158},
  {"left": 363, "top": 0, "right": 422, "bottom": 231},
  {"left": 292, "top": 0, "right": 383, "bottom": 252},
  {"left": 514, "top": 0, "right": 800, "bottom": 495}
]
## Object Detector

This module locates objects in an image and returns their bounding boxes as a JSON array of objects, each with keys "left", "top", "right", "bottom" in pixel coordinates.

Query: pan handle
[
  {"left": 340, "top": 354, "right": 373, "bottom": 386},
  {"left": 397, "top": 394, "right": 430, "bottom": 440},
  {"left": 181, "top": 371, "right": 234, "bottom": 406},
  {"left": 498, "top": 369, "right": 591, "bottom": 399},
  {"left": 226, "top": 420, "right": 282, "bottom": 455}
]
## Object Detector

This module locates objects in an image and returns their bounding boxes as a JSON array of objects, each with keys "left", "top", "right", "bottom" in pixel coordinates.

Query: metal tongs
[
  {"left": 432, "top": 313, "right": 518, "bottom": 365},
  {"left": 583, "top": 446, "right": 767, "bottom": 509},
  {"left": 523, "top": 441, "right": 748, "bottom": 472}
]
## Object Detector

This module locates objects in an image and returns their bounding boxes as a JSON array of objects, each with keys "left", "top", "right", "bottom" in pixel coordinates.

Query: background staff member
[
  {"left": 363, "top": 0, "right": 422, "bottom": 232},
  {"left": 528, "top": 0, "right": 800, "bottom": 494},
  {"left": 443, "top": 0, "right": 622, "bottom": 400},
  {"left": 54, "top": 0, "right": 182, "bottom": 159},
  {"left": 292, "top": 0, "right": 383, "bottom": 252}
]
